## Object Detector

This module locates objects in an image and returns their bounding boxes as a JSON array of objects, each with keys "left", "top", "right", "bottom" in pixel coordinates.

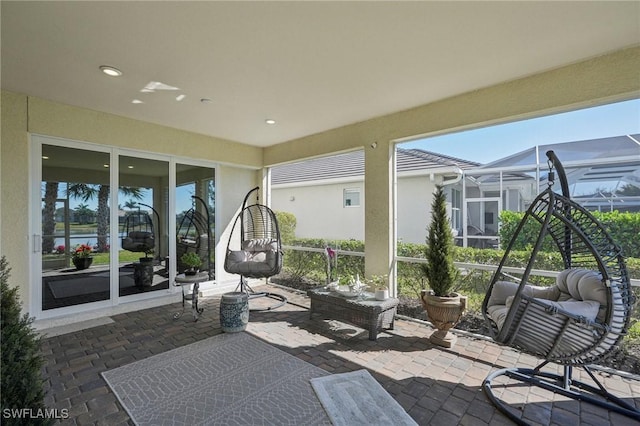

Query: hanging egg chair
[
  {"left": 481, "top": 150, "right": 638, "bottom": 423},
  {"left": 224, "top": 186, "right": 286, "bottom": 311},
  {"left": 121, "top": 203, "right": 158, "bottom": 259},
  {"left": 177, "top": 195, "right": 213, "bottom": 279}
]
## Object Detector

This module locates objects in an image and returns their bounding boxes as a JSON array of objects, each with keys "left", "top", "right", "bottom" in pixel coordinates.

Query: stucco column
[{"left": 364, "top": 140, "right": 394, "bottom": 292}]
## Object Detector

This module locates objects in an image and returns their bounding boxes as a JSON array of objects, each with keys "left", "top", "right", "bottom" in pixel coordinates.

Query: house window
[
  {"left": 343, "top": 188, "right": 360, "bottom": 207},
  {"left": 451, "top": 188, "right": 462, "bottom": 232}
]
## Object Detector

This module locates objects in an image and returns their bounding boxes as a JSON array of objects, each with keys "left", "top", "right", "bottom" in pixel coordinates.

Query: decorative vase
[
  {"left": 72, "top": 257, "right": 93, "bottom": 270},
  {"left": 420, "top": 290, "right": 467, "bottom": 348},
  {"left": 134, "top": 258, "right": 154, "bottom": 287},
  {"left": 375, "top": 289, "right": 389, "bottom": 301},
  {"left": 220, "top": 292, "right": 249, "bottom": 332}
]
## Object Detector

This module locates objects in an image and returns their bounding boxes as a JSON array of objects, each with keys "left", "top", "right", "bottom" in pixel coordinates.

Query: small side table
[{"left": 174, "top": 272, "right": 208, "bottom": 321}]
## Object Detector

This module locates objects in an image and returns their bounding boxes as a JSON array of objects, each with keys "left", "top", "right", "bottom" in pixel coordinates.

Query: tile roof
[{"left": 271, "top": 148, "right": 480, "bottom": 185}]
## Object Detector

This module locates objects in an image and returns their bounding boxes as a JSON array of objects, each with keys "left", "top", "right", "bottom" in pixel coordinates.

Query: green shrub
[
  {"left": 275, "top": 211, "right": 297, "bottom": 245},
  {"left": 0, "top": 256, "right": 50, "bottom": 425}
]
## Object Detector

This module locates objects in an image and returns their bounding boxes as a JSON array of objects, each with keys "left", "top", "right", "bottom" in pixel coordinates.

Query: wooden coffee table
[{"left": 307, "top": 287, "right": 399, "bottom": 340}]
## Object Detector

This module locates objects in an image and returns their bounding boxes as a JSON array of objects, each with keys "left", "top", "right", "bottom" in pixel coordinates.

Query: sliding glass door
[
  {"left": 41, "top": 144, "right": 112, "bottom": 310},
  {"left": 35, "top": 136, "right": 216, "bottom": 317},
  {"left": 176, "top": 164, "right": 215, "bottom": 278},
  {"left": 118, "top": 155, "right": 170, "bottom": 296}
]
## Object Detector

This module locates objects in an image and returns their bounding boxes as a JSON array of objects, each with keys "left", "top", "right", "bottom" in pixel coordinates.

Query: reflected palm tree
[
  {"left": 67, "top": 184, "right": 144, "bottom": 253},
  {"left": 42, "top": 182, "right": 59, "bottom": 254}
]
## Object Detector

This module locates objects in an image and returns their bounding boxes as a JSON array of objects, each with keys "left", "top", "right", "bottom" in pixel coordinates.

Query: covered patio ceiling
[{"left": 2, "top": 1, "right": 639, "bottom": 148}]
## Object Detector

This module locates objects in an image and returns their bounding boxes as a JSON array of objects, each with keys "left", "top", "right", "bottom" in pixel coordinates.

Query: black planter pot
[
  {"left": 72, "top": 257, "right": 93, "bottom": 270},
  {"left": 184, "top": 267, "right": 199, "bottom": 276}
]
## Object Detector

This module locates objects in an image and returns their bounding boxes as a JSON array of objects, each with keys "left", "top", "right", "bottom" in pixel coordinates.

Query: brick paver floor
[{"left": 39, "top": 285, "right": 639, "bottom": 425}]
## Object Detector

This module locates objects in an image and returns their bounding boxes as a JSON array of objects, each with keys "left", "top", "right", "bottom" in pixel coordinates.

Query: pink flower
[{"left": 326, "top": 247, "right": 336, "bottom": 258}]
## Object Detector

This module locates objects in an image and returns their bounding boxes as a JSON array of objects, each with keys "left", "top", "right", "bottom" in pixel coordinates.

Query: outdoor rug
[
  {"left": 47, "top": 271, "right": 135, "bottom": 298},
  {"left": 310, "top": 370, "right": 418, "bottom": 426},
  {"left": 101, "top": 332, "right": 332, "bottom": 425}
]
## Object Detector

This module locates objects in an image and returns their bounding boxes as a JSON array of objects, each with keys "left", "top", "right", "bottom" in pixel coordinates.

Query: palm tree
[
  {"left": 42, "top": 182, "right": 59, "bottom": 254},
  {"left": 74, "top": 203, "right": 93, "bottom": 225},
  {"left": 68, "top": 184, "right": 144, "bottom": 253},
  {"left": 124, "top": 199, "right": 138, "bottom": 210}
]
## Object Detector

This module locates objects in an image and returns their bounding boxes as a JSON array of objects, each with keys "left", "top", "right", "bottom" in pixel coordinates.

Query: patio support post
[{"left": 364, "top": 140, "right": 395, "bottom": 295}]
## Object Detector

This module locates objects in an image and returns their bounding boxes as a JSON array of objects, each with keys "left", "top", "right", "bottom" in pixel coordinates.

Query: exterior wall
[
  {"left": 0, "top": 91, "right": 262, "bottom": 317},
  {"left": 272, "top": 173, "right": 442, "bottom": 245},
  {"left": 272, "top": 180, "right": 364, "bottom": 241},
  {"left": 396, "top": 175, "right": 437, "bottom": 245},
  {"left": 0, "top": 92, "right": 30, "bottom": 303},
  {"left": 215, "top": 166, "right": 261, "bottom": 285}
]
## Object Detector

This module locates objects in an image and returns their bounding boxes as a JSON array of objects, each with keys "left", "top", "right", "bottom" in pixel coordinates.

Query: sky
[{"left": 400, "top": 98, "right": 640, "bottom": 164}]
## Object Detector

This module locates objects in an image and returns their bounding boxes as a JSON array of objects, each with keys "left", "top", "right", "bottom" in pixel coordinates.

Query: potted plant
[
  {"left": 71, "top": 243, "right": 93, "bottom": 270},
  {"left": 367, "top": 275, "right": 389, "bottom": 300},
  {"left": 420, "top": 185, "right": 466, "bottom": 348},
  {"left": 181, "top": 252, "right": 203, "bottom": 275}
]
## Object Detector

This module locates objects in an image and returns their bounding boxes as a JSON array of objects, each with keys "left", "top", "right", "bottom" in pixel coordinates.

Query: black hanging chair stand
[
  {"left": 481, "top": 151, "right": 639, "bottom": 424},
  {"left": 177, "top": 195, "right": 213, "bottom": 280},
  {"left": 224, "top": 187, "right": 286, "bottom": 311}
]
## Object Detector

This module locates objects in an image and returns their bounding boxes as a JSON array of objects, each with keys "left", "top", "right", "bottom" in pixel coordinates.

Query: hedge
[
  {"left": 499, "top": 210, "right": 640, "bottom": 258},
  {"left": 279, "top": 238, "right": 639, "bottom": 305}
]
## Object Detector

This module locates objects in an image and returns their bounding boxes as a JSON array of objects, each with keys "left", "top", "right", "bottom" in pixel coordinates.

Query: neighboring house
[
  {"left": 272, "top": 134, "right": 640, "bottom": 245},
  {"left": 271, "top": 148, "right": 479, "bottom": 244}
]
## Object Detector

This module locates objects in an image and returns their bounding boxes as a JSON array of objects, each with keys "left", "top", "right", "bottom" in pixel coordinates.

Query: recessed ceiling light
[
  {"left": 132, "top": 99, "right": 144, "bottom": 104},
  {"left": 265, "top": 119, "right": 276, "bottom": 125},
  {"left": 99, "top": 65, "right": 123, "bottom": 77},
  {"left": 127, "top": 165, "right": 134, "bottom": 169},
  {"left": 103, "top": 164, "right": 109, "bottom": 168},
  {"left": 42, "top": 156, "right": 49, "bottom": 160},
  {"left": 176, "top": 94, "right": 186, "bottom": 102}
]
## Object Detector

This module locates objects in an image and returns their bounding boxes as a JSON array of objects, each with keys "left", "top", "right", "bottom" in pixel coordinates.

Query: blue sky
[{"left": 400, "top": 98, "right": 640, "bottom": 164}]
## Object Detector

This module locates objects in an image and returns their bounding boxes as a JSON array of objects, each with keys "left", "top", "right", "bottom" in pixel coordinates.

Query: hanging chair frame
[
  {"left": 121, "top": 203, "right": 160, "bottom": 261},
  {"left": 177, "top": 195, "right": 213, "bottom": 280},
  {"left": 224, "top": 186, "right": 286, "bottom": 311},
  {"left": 481, "top": 150, "right": 638, "bottom": 423}
]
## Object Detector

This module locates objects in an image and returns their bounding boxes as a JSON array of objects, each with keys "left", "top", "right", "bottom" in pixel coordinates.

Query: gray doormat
[
  {"left": 47, "top": 271, "right": 134, "bottom": 298},
  {"left": 101, "top": 332, "right": 331, "bottom": 425},
  {"left": 310, "top": 370, "right": 418, "bottom": 426}
]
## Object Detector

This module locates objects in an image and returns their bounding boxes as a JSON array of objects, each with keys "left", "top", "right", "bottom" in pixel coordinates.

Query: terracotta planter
[{"left": 420, "top": 290, "right": 467, "bottom": 348}]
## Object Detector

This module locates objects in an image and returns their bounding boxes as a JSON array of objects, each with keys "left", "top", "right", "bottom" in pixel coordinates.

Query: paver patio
[{"left": 39, "top": 285, "right": 639, "bottom": 425}]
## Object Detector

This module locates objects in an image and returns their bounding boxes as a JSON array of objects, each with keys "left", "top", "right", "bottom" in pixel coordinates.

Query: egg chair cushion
[
  {"left": 225, "top": 239, "right": 279, "bottom": 276},
  {"left": 122, "top": 231, "right": 154, "bottom": 252}
]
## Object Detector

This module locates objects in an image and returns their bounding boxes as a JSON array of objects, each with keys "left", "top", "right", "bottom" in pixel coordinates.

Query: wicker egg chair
[
  {"left": 224, "top": 186, "right": 286, "bottom": 310},
  {"left": 481, "top": 150, "right": 638, "bottom": 423}
]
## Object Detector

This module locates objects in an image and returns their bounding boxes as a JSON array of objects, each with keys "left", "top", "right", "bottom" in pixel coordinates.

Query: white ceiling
[{"left": 2, "top": 1, "right": 639, "bottom": 147}]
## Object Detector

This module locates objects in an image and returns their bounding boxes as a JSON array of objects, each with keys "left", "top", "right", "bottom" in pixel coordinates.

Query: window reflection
[
  {"left": 41, "top": 145, "right": 111, "bottom": 310},
  {"left": 118, "top": 156, "right": 169, "bottom": 296}
]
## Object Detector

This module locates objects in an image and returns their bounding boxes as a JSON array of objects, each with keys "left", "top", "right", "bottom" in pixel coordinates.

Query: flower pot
[
  {"left": 184, "top": 267, "right": 199, "bottom": 276},
  {"left": 420, "top": 290, "right": 467, "bottom": 348},
  {"left": 375, "top": 289, "right": 389, "bottom": 301},
  {"left": 72, "top": 257, "right": 93, "bottom": 270}
]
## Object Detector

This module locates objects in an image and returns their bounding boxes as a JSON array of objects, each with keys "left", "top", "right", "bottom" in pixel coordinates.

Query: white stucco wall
[
  {"left": 396, "top": 175, "right": 437, "bottom": 244},
  {"left": 272, "top": 180, "right": 364, "bottom": 241},
  {"left": 273, "top": 173, "right": 443, "bottom": 245}
]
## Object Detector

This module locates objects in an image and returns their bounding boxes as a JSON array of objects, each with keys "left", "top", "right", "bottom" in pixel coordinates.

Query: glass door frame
[
  {"left": 31, "top": 135, "right": 116, "bottom": 319},
  {"left": 30, "top": 134, "right": 218, "bottom": 320}
]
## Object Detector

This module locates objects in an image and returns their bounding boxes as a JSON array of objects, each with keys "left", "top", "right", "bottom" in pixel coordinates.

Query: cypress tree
[
  {"left": 1, "top": 256, "right": 50, "bottom": 425},
  {"left": 422, "top": 185, "right": 458, "bottom": 296}
]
